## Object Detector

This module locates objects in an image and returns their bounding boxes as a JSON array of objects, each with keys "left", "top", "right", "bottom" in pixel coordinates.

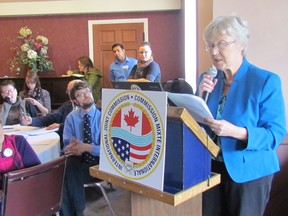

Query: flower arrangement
[{"left": 9, "top": 26, "right": 54, "bottom": 74}]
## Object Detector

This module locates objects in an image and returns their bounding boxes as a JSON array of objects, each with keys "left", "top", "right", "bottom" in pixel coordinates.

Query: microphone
[
  {"left": 203, "top": 67, "right": 217, "bottom": 103},
  {"left": 4, "top": 96, "right": 12, "bottom": 104}
]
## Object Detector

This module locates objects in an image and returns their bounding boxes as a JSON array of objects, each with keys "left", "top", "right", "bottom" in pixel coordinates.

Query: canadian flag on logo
[
  {"left": 111, "top": 106, "right": 152, "bottom": 164},
  {"left": 112, "top": 106, "right": 151, "bottom": 136}
]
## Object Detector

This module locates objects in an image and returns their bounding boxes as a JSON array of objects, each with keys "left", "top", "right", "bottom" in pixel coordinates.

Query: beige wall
[
  {"left": 197, "top": 0, "right": 213, "bottom": 77},
  {"left": 0, "top": 0, "right": 181, "bottom": 16},
  {"left": 214, "top": 0, "right": 288, "bottom": 130}
]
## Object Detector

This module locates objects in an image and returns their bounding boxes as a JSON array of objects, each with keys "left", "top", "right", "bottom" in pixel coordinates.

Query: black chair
[
  {"left": 163, "top": 78, "right": 194, "bottom": 107},
  {"left": 163, "top": 78, "right": 194, "bottom": 95},
  {"left": 1, "top": 155, "right": 67, "bottom": 216}
]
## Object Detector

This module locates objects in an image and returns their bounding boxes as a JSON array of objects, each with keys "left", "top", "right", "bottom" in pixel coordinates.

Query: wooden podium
[
  {"left": 90, "top": 166, "right": 219, "bottom": 216},
  {"left": 90, "top": 107, "right": 220, "bottom": 216}
]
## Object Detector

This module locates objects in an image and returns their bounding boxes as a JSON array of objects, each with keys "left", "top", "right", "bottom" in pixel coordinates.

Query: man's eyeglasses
[
  {"left": 204, "top": 41, "right": 236, "bottom": 51},
  {"left": 1, "top": 88, "right": 15, "bottom": 94},
  {"left": 75, "top": 89, "right": 92, "bottom": 98}
]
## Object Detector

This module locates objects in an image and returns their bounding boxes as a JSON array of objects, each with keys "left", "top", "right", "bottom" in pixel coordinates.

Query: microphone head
[
  {"left": 4, "top": 96, "right": 12, "bottom": 104},
  {"left": 207, "top": 67, "right": 217, "bottom": 78}
]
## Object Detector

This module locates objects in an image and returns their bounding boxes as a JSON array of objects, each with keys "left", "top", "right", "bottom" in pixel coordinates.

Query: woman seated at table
[
  {"left": 19, "top": 70, "right": 51, "bottom": 116},
  {"left": 0, "top": 119, "right": 41, "bottom": 211},
  {"left": 0, "top": 80, "right": 38, "bottom": 125},
  {"left": 127, "top": 42, "right": 161, "bottom": 82}
]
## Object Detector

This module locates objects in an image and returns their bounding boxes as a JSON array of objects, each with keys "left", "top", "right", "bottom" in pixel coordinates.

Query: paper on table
[
  {"left": 70, "top": 74, "right": 84, "bottom": 78},
  {"left": 167, "top": 92, "right": 213, "bottom": 124},
  {"left": 3, "top": 124, "right": 21, "bottom": 132},
  {"left": 27, "top": 127, "right": 59, "bottom": 136}
]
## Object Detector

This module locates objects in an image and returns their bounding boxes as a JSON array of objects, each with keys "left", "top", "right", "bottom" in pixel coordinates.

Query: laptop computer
[{"left": 112, "top": 81, "right": 163, "bottom": 92}]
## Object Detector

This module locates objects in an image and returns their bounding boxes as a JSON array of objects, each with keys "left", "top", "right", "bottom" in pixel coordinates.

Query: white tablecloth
[{"left": 4, "top": 125, "right": 61, "bottom": 163}]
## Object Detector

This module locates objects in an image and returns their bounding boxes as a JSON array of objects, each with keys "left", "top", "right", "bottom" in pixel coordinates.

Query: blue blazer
[{"left": 198, "top": 58, "right": 286, "bottom": 183}]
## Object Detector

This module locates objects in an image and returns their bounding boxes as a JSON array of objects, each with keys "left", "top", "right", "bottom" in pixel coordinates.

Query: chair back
[
  {"left": 164, "top": 78, "right": 194, "bottom": 94},
  {"left": 1, "top": 155, "right": 67, "bottom": 216}
]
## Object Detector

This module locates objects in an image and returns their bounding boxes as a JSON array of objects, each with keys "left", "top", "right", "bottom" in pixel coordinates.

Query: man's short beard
[{"left": 80, "top": 101, "right": 94, "bottom": 109}]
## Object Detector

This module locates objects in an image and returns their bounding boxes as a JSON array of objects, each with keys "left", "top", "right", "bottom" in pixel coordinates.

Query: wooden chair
[{"left": 1, "top": 155, "right": 67, "bottom": 216}]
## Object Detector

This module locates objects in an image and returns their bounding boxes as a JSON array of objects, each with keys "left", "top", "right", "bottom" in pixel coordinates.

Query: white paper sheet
[
  {"left": 167, "top": 92, "right": 213, "bottom": 124},
  {"left": 26, "top": 127, "right": 59, "bottom": 136},
  {"left": 3, "top": 124, "right": 21, "bottom": 132}
]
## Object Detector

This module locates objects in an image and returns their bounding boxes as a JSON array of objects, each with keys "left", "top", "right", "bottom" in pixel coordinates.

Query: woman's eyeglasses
[{"left": 205, "top": 41, "right": 236, "bottom": 51}]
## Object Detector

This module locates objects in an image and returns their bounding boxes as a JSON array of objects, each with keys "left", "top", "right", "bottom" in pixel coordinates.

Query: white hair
[{"left": 204, "top": 15, "right": 250, "bottom": 56}]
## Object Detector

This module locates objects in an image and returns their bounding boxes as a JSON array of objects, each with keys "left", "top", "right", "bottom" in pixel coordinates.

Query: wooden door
[{"left": 92, "top": 23, "right": 144, "bottom": 88}]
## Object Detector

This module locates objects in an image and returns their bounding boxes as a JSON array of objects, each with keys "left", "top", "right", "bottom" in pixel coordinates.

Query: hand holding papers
[{"left": 167, "top": 92, "right": 213, "bottom": 124}]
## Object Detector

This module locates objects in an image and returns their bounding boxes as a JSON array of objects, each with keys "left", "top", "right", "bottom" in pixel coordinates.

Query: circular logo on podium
[{"left": 102, "top": 90, "right": 165, "bottom": 180}]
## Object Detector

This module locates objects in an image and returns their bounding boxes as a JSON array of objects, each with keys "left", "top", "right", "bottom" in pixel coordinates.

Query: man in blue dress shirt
[
  {"left": 110, "top": 43, "right": 137, "bottom": 81},
  {"left": 60, "top": 81, "right": 101, "bottom": 216}
]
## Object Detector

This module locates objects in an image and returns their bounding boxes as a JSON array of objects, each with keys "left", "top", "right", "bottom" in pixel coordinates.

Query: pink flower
[{"left": 34, "top": 41, "right": 43, "bottom": 49}]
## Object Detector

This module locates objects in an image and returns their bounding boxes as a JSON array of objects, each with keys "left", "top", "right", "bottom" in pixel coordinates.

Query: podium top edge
[{"left": 89, "top": 165, "right": 220, "bottom": 206}]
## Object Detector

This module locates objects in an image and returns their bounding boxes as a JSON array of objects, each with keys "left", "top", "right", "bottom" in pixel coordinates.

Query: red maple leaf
[{"left": 124, "top": 109, "right": 139, "bottom": 132}]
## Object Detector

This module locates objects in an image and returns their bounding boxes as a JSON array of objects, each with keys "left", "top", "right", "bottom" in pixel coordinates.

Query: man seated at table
[
  {"left": 0, "top": 80, "right": 37, "bottom": 125},
  {"left": 60, "top": 81, "right": 101, "bottom": 216},
  {"left": 20, "top": 79, "right": 83, "bottom": 149}
]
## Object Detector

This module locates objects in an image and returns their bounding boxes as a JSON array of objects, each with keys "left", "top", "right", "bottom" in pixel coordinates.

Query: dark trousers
[
  {"left": 203, "top": 160, "right": 273, "bottom": 216},
  {"left": 60, "top": 156, "right": 99, "bottom": 216}
]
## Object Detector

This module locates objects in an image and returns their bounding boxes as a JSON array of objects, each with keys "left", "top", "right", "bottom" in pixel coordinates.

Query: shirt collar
[
  {"left": 80, "top": 104, "right": 97, "bottom": 118},
  {"left": 115, "top": 56, "right": 128, "bottom": 65}
]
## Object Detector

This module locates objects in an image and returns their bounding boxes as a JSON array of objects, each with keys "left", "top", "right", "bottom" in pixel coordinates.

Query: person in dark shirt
[
  {"left": 128, "top": 42, "right": 161, "bottom": 82},
  {"left": 19, "top": 70, "right": 51, "bottom": 115}
]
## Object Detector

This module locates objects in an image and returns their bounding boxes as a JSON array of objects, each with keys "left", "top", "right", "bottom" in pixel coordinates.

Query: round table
[{"left": 3, "top": 125, "right": 61, "bottom": 163}]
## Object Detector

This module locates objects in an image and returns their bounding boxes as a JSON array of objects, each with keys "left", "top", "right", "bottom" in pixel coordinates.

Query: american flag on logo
[{"left": 111, "top": 107, "right": 152, "bottom": 164}]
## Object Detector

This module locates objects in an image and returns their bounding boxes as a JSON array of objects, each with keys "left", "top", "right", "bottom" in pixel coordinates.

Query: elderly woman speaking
[{"left": 197, "top": 15, "right": 286, "bottom": 216}]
